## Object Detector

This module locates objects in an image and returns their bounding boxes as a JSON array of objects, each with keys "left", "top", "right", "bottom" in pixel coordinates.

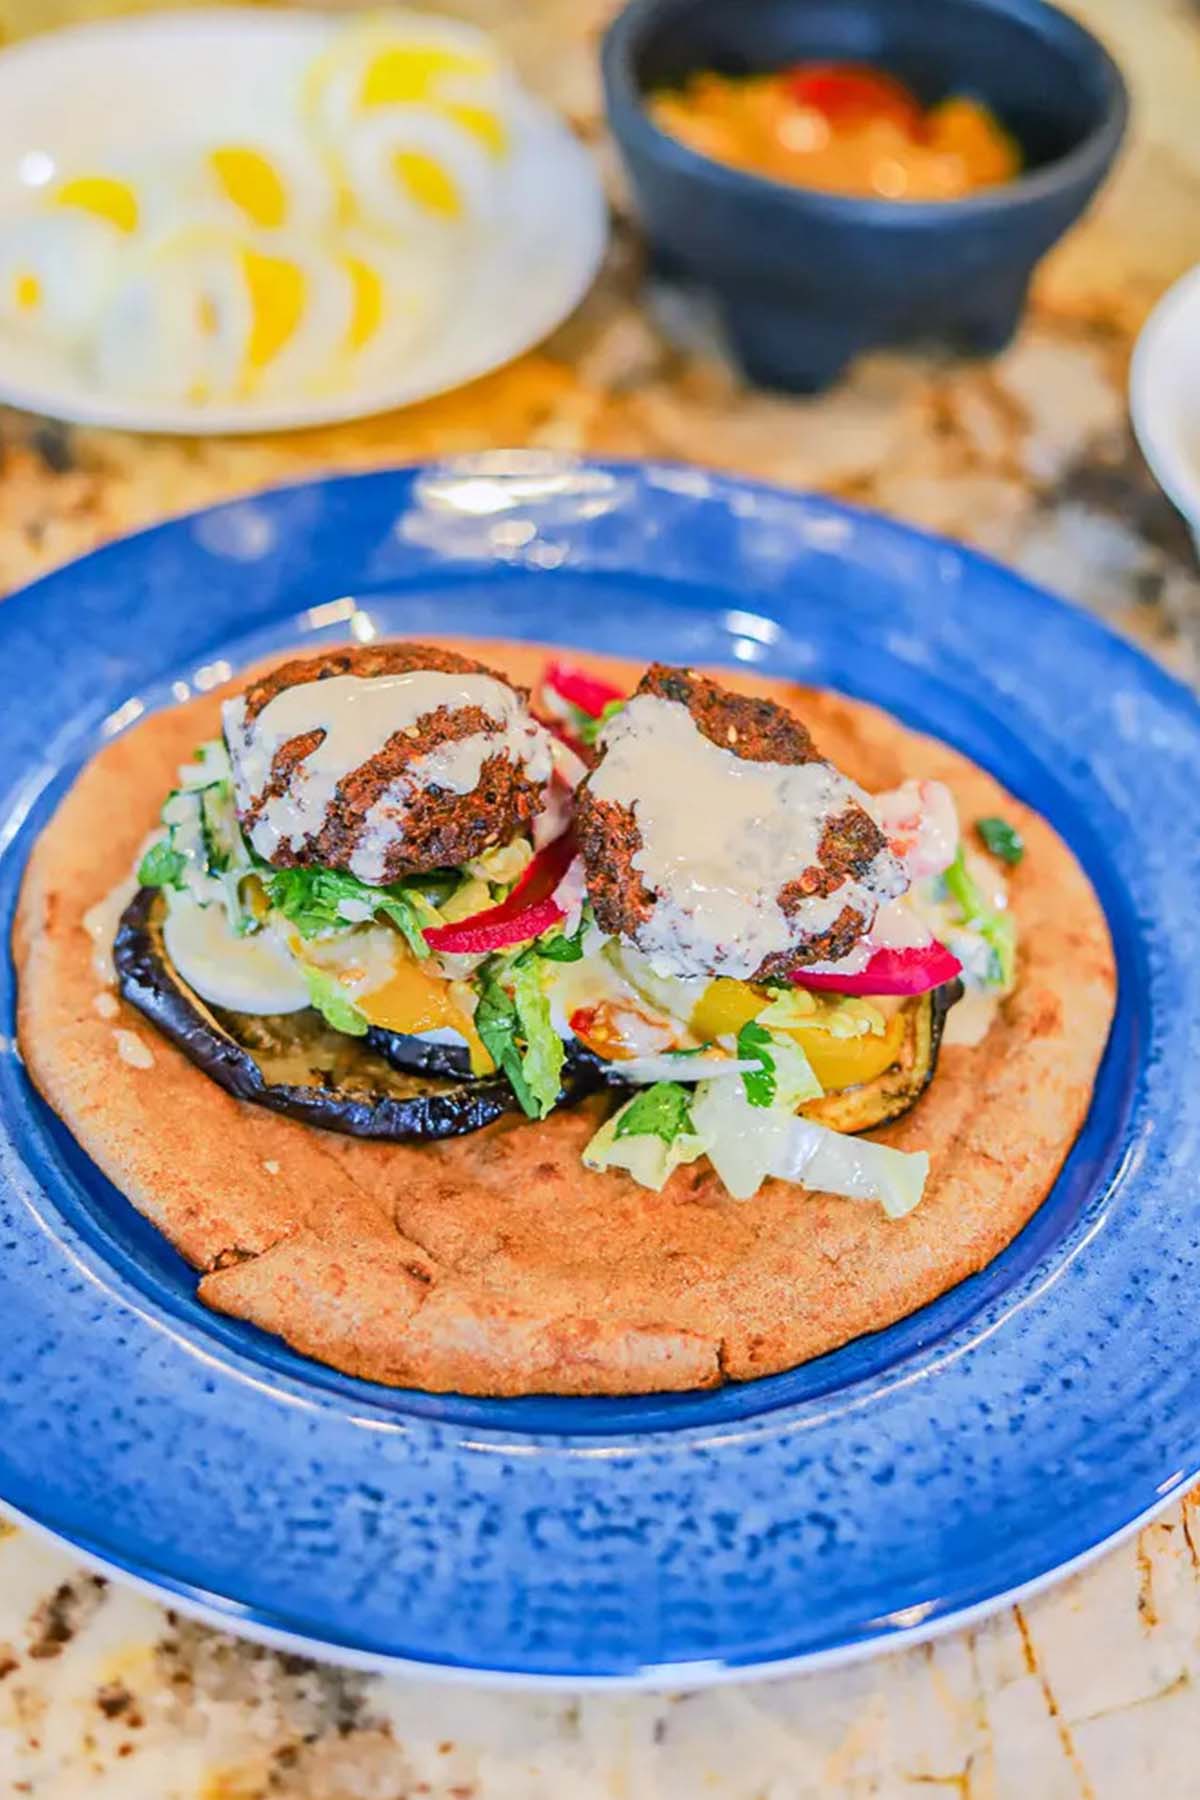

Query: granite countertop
[{"left": 1, "top": 1, "right": 1199, "bottom": 1794}]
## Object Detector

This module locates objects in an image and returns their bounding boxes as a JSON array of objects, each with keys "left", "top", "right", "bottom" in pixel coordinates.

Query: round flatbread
[{"left": 13, "top": 642, "right": 1116, "bottom": 1396}]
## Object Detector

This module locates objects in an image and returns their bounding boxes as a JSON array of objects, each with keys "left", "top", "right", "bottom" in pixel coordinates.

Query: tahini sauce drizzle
[
  {"left": 223, "top": 671, "right": 551, "bottom": 874},
  {"left": 588, "top": 695, "right": 904, "bottom": 980}
]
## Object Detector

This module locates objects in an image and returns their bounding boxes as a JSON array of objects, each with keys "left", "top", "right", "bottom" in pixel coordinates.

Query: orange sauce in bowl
[{"left": 651, "top": 62, "right": 1020, "bottom": 201}]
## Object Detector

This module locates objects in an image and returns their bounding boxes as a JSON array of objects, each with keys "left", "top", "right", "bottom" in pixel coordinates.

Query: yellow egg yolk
[
  {"left": 440, "top": 101, "right": 507, "bottom": 158},
  {"left": 343, "top": 253, "right": 384, "bottom": 350},
  {"left": 54, "top": 175, "right": 139, "bottom": 233},
  {"left": 391, "top": 148, "right": 461, "bottom": 217},
  {"left": 240, "top": 246, "right": 306, "bottom": 370},
  {"left": 210, "top": 146, "right": 289, "bottom": 230},
  {"left": 359, "top": 44, "right": 490, "bottom": 108},
  {"left": 357, "top": 958, "right": 491, "bottom": 1073},
  {"left": 11, "top": 270, "right": 41, "bottom": 311}
]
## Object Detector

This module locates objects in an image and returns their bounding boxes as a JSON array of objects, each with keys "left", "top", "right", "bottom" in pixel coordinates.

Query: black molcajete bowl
[{"left": 602, "top": 0, "right": 1128, "bottom": 390}]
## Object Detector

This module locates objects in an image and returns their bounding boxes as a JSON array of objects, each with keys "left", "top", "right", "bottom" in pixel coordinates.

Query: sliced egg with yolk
[
  {"left": 0, "top": 210, "right": 121, "bottom": 341},
  {"left": 336, "top": 105, "right": 504, "bottom": 231},
  {"left": 163, "top": 899, "right": 309, "bottom": 1015},
  {"left": 303, "top": 18, "right": 513, "bottom": 231},
  {"left": 91, "top": 227, "right": 251, "bottom": 404},
  {"left": 197, "top": 138, "right": 337, "bottom": 236},
  {"left": 303, "top": 18, "right": 508, "bottom": 140}
]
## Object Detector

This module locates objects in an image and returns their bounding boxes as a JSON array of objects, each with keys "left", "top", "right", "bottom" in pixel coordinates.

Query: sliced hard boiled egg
[
  {"left": 303, "top": 16, "right": 513, "bottom": 231},
  {"left": 333, "top": 225, "right": 441, "bottom": 375},
  {"left": 303, "top": 15, "right": 509, "bottom": 141},
  {"left": 0, "top": 210, "right": 121, "bottom": 342},
  {"left": 163, "top": 898, "right": 309, "bottom": 1016},
  {"left": 197, "top": 138, "right": 337, "bottom": 236},
  {"left": 91, "top": 227, "right": 251, "bottom": 404},
  {"left": 336, "top": 105, "right": 504, "bottom": 231},
  {"left": 47, "top": 157, "right": 181, "bottom": 242}
]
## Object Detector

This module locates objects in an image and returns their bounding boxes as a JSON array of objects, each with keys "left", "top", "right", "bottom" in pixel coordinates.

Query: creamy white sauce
[
  {"left": 803, "top": 895, "right": 934, "bottom": 977},
  {"left": 113, "top": 1028, "right": 154, "bottom": 1069},
  {"left": 223, "top": 671, "right": 552, "bottom": 868},
  {"left": 588, "top": 695, "right": 904, "bottom": 980},
  {"left": 83, "top": 868, "right": 142, "bottom": 983},
  {"left": 941, "top": 986, "right": 999, "bottom": 1048},
  {"left": 163, "top": 895, "right": 310, "bottom": 1015},
  {"left": 92, "top": 991, "right": 119, "bottom": 1020},
  {"left": 348, "top": 731, "right": 508, "bottom": 884}
]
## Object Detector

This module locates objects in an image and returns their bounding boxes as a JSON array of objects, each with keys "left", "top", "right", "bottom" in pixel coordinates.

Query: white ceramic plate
[
  {"left": 0, "top": 8, "right": 608, "bottom": 435},
  {"left": 1130, "top": 262, "right": 1200, "bottom": 554}
]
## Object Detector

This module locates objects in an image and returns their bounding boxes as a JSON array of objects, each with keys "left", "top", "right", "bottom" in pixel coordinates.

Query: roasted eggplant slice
[
  {"left": 113, "top": 888, "right": 579, "bottom": 1142},
  {"left": 799, "top": 981, "right": 962, "bottom": 1134},
  {"left": 368, "top": 1024, "right": 616, "bottom": 1089}
]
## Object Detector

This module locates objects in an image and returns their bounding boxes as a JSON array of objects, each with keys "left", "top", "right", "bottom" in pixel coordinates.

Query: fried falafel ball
[
  {"left": 222, "top": 642, "right": 554, "bottom": 883},
  {"left": 576, "top": 664, "right": 905, "bottom": 981}
]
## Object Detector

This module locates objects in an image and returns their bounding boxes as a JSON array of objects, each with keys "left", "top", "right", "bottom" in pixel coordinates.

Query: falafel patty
[
  {"left": 577, "top": 664, "right": 905, "bottom": 981},
  {"left": 223, "top": 642, "right": 554, "bottom": 882}
]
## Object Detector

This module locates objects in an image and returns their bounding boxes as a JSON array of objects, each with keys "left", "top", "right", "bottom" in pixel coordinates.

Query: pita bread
[{"left": 13, "top": 643, "right": 1115, "bottom": 1396}]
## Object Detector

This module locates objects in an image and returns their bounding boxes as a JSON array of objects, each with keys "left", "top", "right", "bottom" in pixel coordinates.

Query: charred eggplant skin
[
  {"left": 114, "top": 888, "right": 523, "bottom": 1141},
  {"left": 369, "top": 1026, "right": 620, "bottom": 1089}
]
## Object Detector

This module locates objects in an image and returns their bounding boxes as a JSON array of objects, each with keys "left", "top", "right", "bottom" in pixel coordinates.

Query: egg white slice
[
  {"left": 0, "top": 209, "right": 121, "bottom": 343},
  {"left": 303, "top": 14, "right": 509, "bottom": 143},
  {"left": 91, "top": 227, "right": 251, "bottom": 404}
]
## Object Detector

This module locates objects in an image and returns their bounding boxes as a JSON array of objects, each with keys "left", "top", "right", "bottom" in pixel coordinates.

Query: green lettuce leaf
[
  {"left": 510, "top": 954, "right": 565, "bottom": 1119},
  {"left": 584, "top": 1086, "right": 709, "bottom": 1191},
  {"left": 614, "top": 1080, "right": 695, "bottom": 1143},
  {"left": 944, "top": 848, "right": 1016, "bottom": 989},
  {"left": 976, "top": 815, "right": 1025, "bottom": 866},
  {"left": 265, "top": 865, "right": 433, "bottom": 958},
  {"left": 474, "top": 970, "right": 539, "bottom": 1118},
  {"left": 736, "top": 1020, "right": 776, "bottom": 1108},
  {"left": 300, "top": 964, "right": 368, "bottom": 1037},
  {"left": 137, "top": 839, "right": 187, "bottom": 889}
]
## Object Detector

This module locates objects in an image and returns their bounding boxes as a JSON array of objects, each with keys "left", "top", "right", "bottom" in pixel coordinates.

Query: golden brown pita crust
[{"left": 13, "top": 642, "right": 1116, "bottom": 1396}]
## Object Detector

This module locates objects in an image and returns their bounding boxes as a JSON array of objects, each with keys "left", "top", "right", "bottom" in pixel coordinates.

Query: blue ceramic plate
[{"left": 0, "top": 457, "right": 1196, "bottom": 1686}]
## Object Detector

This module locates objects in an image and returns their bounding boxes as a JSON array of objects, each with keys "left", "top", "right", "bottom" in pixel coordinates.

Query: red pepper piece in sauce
[
  {"left": 791, "top": 941, "right": 962, "bottom": 997},
  {"left": 422, "top": 833, "right": 579, "bottom": 956},
  {"left": 782, "top": 62, "right": 923, "bottom": 136}
]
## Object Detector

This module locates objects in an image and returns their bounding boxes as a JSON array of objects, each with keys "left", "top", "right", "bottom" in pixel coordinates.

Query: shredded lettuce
[
  {"left": 264, "top": 866, "right": 433, "bottom": 959},
  {"left": 757, "top": 988, "right": 885, "bottom": 1040},
  {"left": 137, "top": 839, "right": 186, "bottom": 889},
  {"left": 466, "top": 837, "right": 534, "bottom": 885},
  {"left": 690, "top": 1077, "right": 796, "bottom": 1199},
  {"left": 688, "top": 1075, "right": 928, "bottom": 1211},
  {"left": 944, "top": 848, "right": 1016, "bottom": 990},
  {"left": 474, "top": 955, "right": 564, "bottom": 1120},
  {"left": 300, "top": 964, "right": 368, "bottom": 1037},
  {"left": 583, "top": 1083, "right": 709, "bottom": 1191},
  {"left": 510, "top": 954, "right": 564, "bottom": 1119},
  {"left": 771, "top": 1118, "right": 929, "bottom": 1220},
  {"left": 179, "top": 738, "right": 233, "bottom": 789},
  {"left": 474, "top": 972, "right": 538, "bottom": 1116},
  {"left": 614, "top": 1080, "right": 695, "bottom": 1143}
]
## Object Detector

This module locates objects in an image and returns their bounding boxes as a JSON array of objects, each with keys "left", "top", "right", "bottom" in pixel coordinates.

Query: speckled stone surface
[{"left": 0, "top": 0, "right": 1199, "bottom": 1794}]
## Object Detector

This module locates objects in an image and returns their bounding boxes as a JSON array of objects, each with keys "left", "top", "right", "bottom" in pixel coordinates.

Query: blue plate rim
[{"left": 0, "top": 455, "right": 1196, "bottom": 1683}]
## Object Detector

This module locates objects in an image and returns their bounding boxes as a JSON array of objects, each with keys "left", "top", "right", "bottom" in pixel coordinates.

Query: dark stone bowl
[{"left": 602, "top": 0, "right": 1128, "bottom": 390}]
